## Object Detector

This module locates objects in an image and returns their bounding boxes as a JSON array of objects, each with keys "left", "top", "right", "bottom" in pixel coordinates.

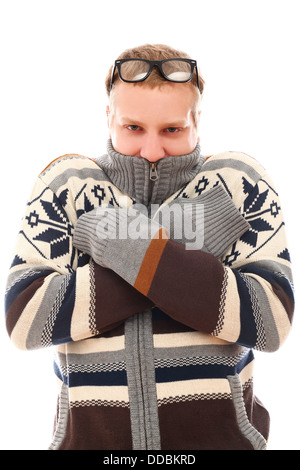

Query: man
[{"left": 5, "top": 44, "right": 294, "bottom": 450}]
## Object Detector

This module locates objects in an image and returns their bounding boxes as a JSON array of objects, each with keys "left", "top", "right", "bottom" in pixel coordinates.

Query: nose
[{"left": 139, "top": 135, "right": 167, "bottom": 162}]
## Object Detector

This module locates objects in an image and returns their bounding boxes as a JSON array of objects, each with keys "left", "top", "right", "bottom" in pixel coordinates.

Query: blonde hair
[{"left": 105, "top": 43, "right": 204, "bottom": 127}]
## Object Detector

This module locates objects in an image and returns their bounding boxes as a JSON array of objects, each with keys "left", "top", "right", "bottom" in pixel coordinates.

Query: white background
[{"left": 0, "top": 0, "right": 299, "bottom": 450}]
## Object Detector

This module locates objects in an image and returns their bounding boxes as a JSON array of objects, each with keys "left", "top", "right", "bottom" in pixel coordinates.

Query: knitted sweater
[{"left": 5, "top": 141, "right": 294, "bottom": 450}]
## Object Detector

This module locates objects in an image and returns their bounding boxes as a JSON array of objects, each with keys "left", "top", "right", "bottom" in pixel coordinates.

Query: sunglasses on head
[{"left": 109, "top": 58, "right": 201, "bottom": 92}]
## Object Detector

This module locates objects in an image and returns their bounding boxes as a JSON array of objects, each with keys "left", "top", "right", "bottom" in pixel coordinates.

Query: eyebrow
[{"left": 120, "top": 117, "right": 188, "bottom": 128}]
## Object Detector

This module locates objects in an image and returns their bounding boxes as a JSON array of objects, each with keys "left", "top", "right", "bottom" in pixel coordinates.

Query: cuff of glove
[
  {"left": 73, "top": 207, "right": 117, "bottom": 267},
  {"left": 201, "top": 185, "right": 250, "bottom": 257},
  {"left": 170, "top": 184, "right": 250, "bottom": 258},
  {"left": 73, "top": 206, "right": 168, "bottom": 277}
]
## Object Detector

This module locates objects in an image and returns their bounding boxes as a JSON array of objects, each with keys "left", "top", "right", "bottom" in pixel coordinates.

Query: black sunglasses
[{"left": 109, "top": 58, "right": 200, "bottom": 92}]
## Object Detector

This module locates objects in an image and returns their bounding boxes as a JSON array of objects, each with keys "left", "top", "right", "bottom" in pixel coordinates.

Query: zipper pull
[{"left": 150, "top": 163, "right": 158, "bottom": 181}]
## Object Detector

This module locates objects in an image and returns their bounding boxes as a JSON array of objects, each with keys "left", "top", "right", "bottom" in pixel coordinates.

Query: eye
[
  {"left": 165, "top": 127, "right": 181, "bottom": 133},
  {"left": 127, "top": 125, "right": 141, "bottom": 131}
]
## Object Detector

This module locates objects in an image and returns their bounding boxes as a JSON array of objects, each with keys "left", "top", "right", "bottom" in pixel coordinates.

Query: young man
[{"left": 5, "top": 44, "right": 294, "bottom": 450}]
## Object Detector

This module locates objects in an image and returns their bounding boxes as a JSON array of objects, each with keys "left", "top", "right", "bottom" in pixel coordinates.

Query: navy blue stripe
[
  {"left": 240, "top": 265, "right": 294, "bottom": 301},
  {"left": 54, "top": 368, "right": 127, "bottom": 388},
  {"left": 53, "top": 361, "right": 65, "bottom": 382},
  {"left": 155, "top": 350, "right": 253, "bottom": 383},
  {"left": 69, "top": 370, "right": 127, "bottom": 387},
  {"left": 233, "top": 269, "right": 258, "bottom": 348},
  {"left": 152, "top": 307, "right": 169, "bottom": 321},
  {"left": 51, "top": 272, "right": 76, "bottom": 345},
  {"left": 53, "top": 360, "right": 128, "bottom": 387}
]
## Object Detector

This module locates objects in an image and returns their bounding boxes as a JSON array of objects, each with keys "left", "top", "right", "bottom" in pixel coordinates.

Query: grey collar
[{"left": 96, "top": 140, "right": 205, "bottom": 207}]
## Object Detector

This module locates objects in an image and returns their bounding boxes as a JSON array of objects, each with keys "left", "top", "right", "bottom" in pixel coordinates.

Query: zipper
[
  {"left": 149, "top": 162, "right": 158, "bottom": 181},
  {"left": 125, "top": 312, "right": 161, "bottom": 450}
]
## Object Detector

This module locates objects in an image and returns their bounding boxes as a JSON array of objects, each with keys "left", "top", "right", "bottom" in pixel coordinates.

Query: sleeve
[
  {"left": 5, "top": 175, "right": 153, "bottom": 350},
  {"left": 74, "top": 170, "right": 294, "bottom": 352}
]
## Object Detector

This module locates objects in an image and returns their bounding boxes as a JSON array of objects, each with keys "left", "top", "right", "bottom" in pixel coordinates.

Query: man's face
[{"left": 107, "top": 82, "right": 200, "bottom": 162}]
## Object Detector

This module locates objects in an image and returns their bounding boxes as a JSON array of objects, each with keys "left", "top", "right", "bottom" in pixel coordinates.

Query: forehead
[{"left": 111, "top": 82, "right": 196, "bottom": 121}]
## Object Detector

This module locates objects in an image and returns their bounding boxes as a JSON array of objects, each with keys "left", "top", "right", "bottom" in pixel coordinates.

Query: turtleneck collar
[{"left": 96, "top": 140, "right": 205, "bottom": 207}]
